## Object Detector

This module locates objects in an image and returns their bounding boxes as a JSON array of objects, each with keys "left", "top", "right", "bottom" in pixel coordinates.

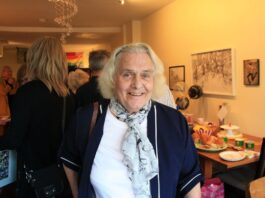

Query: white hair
[{"left": 98, "top": 43, "right": 166, "bottom": 99}]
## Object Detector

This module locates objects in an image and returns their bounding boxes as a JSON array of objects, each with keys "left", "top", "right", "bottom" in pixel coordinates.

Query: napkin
[{"left": 217, "top": 105, "right": 228, "bottom": 121}]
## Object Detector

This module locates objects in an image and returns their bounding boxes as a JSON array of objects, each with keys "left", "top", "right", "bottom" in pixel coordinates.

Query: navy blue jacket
[{"left": 60, "top": 101, "right": 203, "bottom": 198}]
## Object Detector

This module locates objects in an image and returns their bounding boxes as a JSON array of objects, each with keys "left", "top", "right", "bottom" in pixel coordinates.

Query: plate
[
  {"left": 219, "top": 151, "right": 246, "bottom": 161},
  {"left": 195, "top": 143, "right": 228, "bottom": 152}
]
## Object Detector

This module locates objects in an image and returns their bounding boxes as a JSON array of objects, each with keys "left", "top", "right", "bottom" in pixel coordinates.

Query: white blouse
[{"left": 90, "top": 107, "right": 147, "bottom": 198}]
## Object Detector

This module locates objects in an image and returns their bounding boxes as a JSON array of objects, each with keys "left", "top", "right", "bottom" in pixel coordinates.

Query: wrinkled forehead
[
  {"left": 115, "top": 51, "right": 154, "bottom": 70},
  {"left": 119, "top": 58, "right": 153, "bottom": 78}
]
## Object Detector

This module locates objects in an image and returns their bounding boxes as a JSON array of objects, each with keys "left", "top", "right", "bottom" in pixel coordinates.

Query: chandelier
[
  {"left": 119, "top": 0, "right": 125, "bottom": 5},
  {"left": 48, "top": 0, "right": 78, "bottom": 43}
]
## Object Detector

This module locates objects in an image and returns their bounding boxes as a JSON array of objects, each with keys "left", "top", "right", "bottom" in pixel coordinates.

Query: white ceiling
[{"left": 0, "top": 0, "right": 175, "bottom": 46}]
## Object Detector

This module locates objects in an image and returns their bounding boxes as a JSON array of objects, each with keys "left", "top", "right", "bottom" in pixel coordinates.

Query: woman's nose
[{"left": 132, "top": 75, "right": 142, "bottom": 89}]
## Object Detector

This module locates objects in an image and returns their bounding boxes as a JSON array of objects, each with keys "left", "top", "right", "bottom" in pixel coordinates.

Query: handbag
[
  {"left": 25, "top": 98, "right": 71, "bottom": 198},
  {"left": 27, "top": 164, "right": 70, "bottom": 198}
]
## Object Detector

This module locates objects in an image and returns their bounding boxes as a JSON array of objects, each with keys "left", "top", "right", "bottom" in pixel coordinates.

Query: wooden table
[{"left": 197, "top": 133, "right": 263, "bottom": 179}]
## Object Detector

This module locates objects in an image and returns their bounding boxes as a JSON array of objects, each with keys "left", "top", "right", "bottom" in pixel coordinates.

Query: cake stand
[{"left": 217, "top": 124, "right": 242, "bottom": 139}]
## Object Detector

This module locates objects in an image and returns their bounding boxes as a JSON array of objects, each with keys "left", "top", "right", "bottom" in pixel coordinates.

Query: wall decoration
[
  {"left": 66, "top": 52, "right": 84, "bottom": 68},
  {"left": 169, "top": 65, "right": 185, "bottom": 91},
  {"left": 0, "top": 150, "right": 17, "bottom": 187},
  {"left": 191, "top": 48, "right": 235, "bottom": 96},
  {"left": 243, "top": 59, "right": 259, "bottom": 86}
]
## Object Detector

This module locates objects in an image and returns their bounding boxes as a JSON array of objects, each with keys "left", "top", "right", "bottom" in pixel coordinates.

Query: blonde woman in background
[
  {"left": 0, "top": 36, "right": 75, "bottom": 198},
  {"left": 68, "top": 69, "right": 89, "bottom": 94}
]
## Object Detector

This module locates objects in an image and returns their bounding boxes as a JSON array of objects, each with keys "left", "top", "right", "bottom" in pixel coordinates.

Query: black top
[
  {"left": 0, "top": 80, "right": 75, "bottom": 170},
  {"left": 75, "top": 76, "right": 104, "bottom": 108}
]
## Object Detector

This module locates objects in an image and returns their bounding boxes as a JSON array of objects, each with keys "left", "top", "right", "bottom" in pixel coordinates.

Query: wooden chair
[
  {"left": 216, "top": 137, "right": 265, "bottom": 192},
  {"left": 246, "top": 176, "right": 265, "bottom": 198}
]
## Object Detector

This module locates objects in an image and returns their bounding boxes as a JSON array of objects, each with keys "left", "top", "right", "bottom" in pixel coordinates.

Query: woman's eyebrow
[
  {"left": 119, "top": 68, "right": 154, "bottom": 73},
  {"left": 143, "top": 69, "right": 154, "bottom": 72}
]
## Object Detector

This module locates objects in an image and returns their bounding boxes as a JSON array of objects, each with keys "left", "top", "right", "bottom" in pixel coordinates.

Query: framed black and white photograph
[
  {"left": 244, "top": 59, "right": 259, "bottom": 86},
  {"left": 169, "top": 65, "right": 185, "bottom": 91},
  {"left": 191, "top": 48, "right": 236, "bottom": 96},
  {"left": 0, "top": 150, "right": 17, "bottom": 188}
]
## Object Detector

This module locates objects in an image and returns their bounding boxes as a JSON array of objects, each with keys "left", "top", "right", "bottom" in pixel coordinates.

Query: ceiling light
[
  {"left": 119, "top": 0, "right": 125, "bottom": 5},
  {"left": 48, "top": 0, "right": 78, "bottom": 43}
]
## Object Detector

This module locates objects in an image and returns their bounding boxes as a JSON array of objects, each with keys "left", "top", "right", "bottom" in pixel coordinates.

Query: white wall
[{"left": 141, "top": 0, "right": 265, "bottom": 137}]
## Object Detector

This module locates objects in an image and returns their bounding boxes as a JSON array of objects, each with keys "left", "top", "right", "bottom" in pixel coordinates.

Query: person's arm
[
  {"left": 176, "top": 113, "right": 203, "bottom": 197},
  {"left": 184, "top": 183, "right": 201, "bottom": 198},
  {"left": 63, "top": 165, "right": 79, "bottom": 198}
]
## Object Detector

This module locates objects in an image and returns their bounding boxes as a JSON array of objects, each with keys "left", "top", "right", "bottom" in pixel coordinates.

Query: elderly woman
[{"left": 60, "top": 43, "right": 203, "bottom": 198}]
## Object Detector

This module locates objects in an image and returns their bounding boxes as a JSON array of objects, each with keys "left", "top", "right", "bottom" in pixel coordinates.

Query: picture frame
[
  {"left": 0, "top": 150, "right": 17, "bottom": 187},
  {"left": 66, "top": 52, "right": 84, "bottom": 68},
  {"left": 169, "top": 65, "right": 185, "bottom": 91},
  {"left": 191, "top": 48, "right": 236, "bottom": 96},
  {"left": 243, "top": 59, "right": 259, "bottom": 86}
]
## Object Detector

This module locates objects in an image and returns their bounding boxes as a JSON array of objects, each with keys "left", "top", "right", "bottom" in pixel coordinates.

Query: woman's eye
[
  {"left": 122, "top": 72, "right": 132, "bottom": 79},
  {"left": 141, "top": 72, "right": 152, "bottom": 80}
]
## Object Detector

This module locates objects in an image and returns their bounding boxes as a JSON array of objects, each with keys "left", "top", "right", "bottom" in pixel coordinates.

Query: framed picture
[
  {"left": 243, "top": 59, "right": 259, "bottom": 86},
  {"left": 66, "top": 52, "right": 84, "bottom": 68},
  {"left": 191, "top": 48, "right": 236, "bottom": 96},
  {"left": 0, "top": 150, "right": 17, "bottom": 187},
  {"left": 169, "top": 65, "right": 185, "bottom": 91}
]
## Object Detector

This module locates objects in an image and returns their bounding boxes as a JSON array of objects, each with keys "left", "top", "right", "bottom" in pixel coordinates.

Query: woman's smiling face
[{"left": 114, "top": 52, "right": 154, "bottom": 113}]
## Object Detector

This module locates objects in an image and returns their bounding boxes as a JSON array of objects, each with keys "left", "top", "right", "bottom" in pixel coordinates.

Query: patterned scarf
[{"left": 109, "top": 98, "right": 158, "bottom": 198}]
